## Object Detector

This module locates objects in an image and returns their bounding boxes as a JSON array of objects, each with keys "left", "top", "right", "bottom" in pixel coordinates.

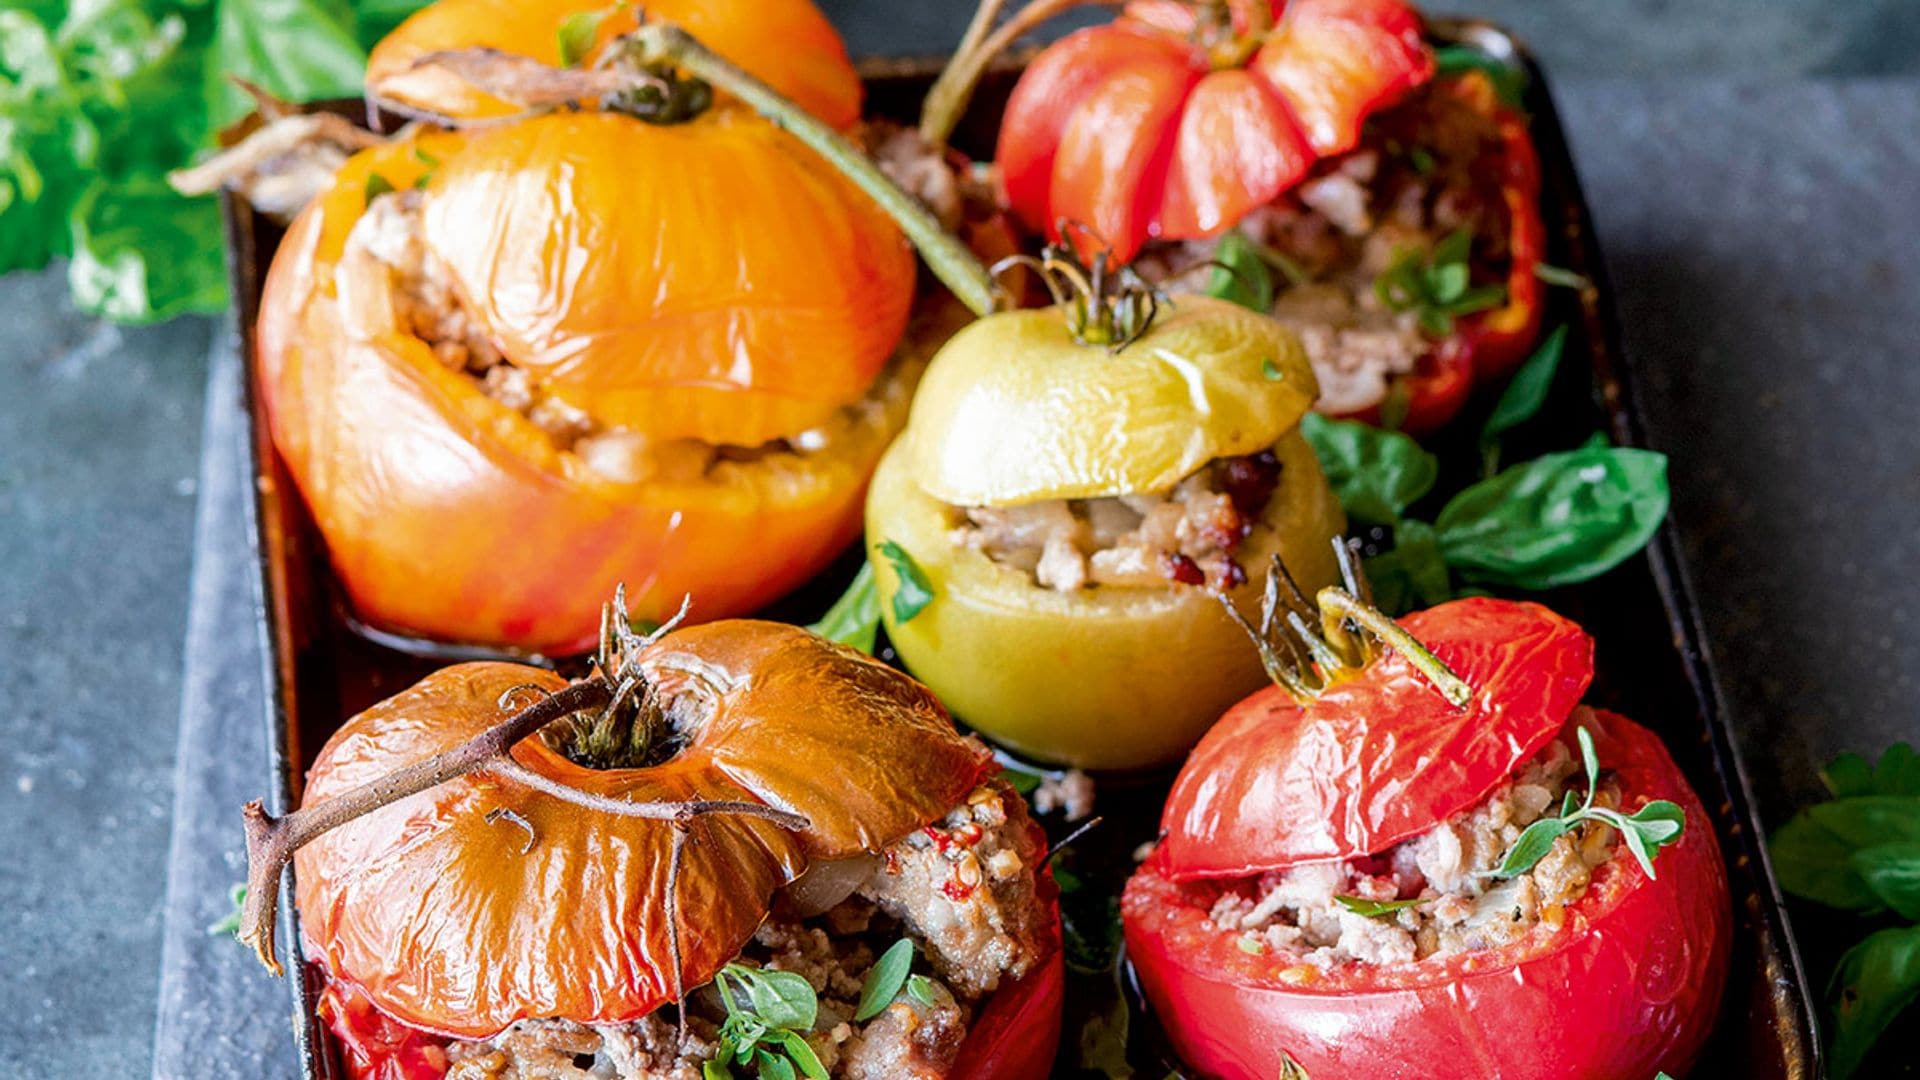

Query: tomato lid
[{"left": 1158, "top": 596, "right": 1593, "bottom": 878}]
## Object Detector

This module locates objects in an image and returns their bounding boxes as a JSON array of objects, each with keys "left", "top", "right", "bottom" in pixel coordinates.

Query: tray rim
[{"left": 219, "top": 18, "right": 1823, "bottom": 1078}]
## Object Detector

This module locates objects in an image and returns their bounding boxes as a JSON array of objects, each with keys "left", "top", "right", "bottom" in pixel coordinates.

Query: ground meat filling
[
  {"left": 1201, "top": 733, "right": 1620, "bottom": 970},
  {"left": 950, "top": 450, "right": 1282, "bottom": 592},
  {"left": 341, "top": 187, "right": 912, "bottom": 486},
  {"left": 1133, "top": 79, "right": 1513, "bottom": 415},
  {"left": 438, "top": 782, "right": 1048, "bottom": 1080}
]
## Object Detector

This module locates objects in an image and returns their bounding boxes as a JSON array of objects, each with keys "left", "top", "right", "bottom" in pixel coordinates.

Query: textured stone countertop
[{"left": 1, "top": 75, "right": 1915, "bottom": 1076}]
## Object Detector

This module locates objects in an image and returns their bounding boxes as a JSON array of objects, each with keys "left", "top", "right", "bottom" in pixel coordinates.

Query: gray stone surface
[
  {"left": 2, "top": 41, "right": 1919, "bottom": 1080},
  {"left": 0, "top": 267, "right": 210, "bottom": 1077}
]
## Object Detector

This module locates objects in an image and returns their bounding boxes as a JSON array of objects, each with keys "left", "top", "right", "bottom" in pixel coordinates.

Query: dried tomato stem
[
  {"left": 1317, "top": 588, "right": 1473, "bottom": 706},
  {"left": 918, "top": 0, "right": 1122, "bottom": 151},
  {"left": 629, "top": 24, "right": 1001, "bottom": 318},
  {"left": 485, "top": 757, "right": 807, "bottom": 828},
  {"left": 237, "top": 678, "right": 611, "bottom": 973}
]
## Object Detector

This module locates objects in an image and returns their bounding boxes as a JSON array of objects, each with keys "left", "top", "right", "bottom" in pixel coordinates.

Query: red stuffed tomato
[
  {"left": 997, "top": 0, "right": 1433, "bottom": 262},
  {"left": 1124, "top": 597, "right": 1730, "bottom": 1079}
]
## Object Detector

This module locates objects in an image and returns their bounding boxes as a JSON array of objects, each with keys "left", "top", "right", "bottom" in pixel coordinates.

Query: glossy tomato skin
[
  {"left": 1159, "top": 597, "right": 1594, "bottom": 877},
  {"left": 366, "top": 0, "right": 862, "bottom": 129},
  {"left": 257, "top": 106, "right": 923, "bottom": 652},
  {"left": 1125, "top": 708, "right": 1731, "bottom": 1080},
  {"left": 997, "top": 0, "right": 1432, "bottom": 260}
]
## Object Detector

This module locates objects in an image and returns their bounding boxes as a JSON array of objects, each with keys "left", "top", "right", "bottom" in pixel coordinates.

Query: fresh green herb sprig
[
  {"left": 1494, "top": 726, "right": 1685, "bottom": 880},
  {"left": 3, "top": 0, "right": 426, "bottom": 323},
  {"left": 1332, "top": 894, "right": 1424, "bottom": 918},
  {"left": 1771, "top": 742, "right": 1920, "bottom": 1078},
  {"left": 208, "top": 883, "right": 247, "bottom": 937},
  {"left": 1300, "top": 409, "right": 1669, "bottom": 614},
  {"left": 706, "top": 964, "right": 828, "bottom": 1080},
  {"left": 876, "top": 540, "right": 933, "bottom": 622},
  {"left": 1373, "top": 229, "right": 1507, "bottom": 337},
  {"left": 806, "top": 561, "right": 880, "bottom": 654},
  {"left": 853, "top": 938, "right": 915, "bottom": 1021}
]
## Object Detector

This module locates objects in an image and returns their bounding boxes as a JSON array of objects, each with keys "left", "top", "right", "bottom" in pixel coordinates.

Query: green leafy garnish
[
  {"left": 876, "top": 540, "right": 934, "bottom": 622},
  {"left": 1533, "top": 262, "right": 1591, "bottom": 290},
  {"left": 708, "top": 964, "right": 827, "bottom": 1080},
  {"left": 1333, "top": 895, "right": 1424, "bottom": 918},
  {"left": 363, "top": 172, "right": 395, "bottom": 202},
  {"left": 853, "top": 939, "right": 915, "bottom": 1021},
  {"left": 207, "top": 883, "right": 247, "bottom": 936},
  {"left": 905, "top": 974, "right": 937, "bottom": 1007},
  {"left": 2, "top": 0, "right": 431, "bottom": 322},
  {"left": 1495, "top": 726, "right": 1685, "bottom": 880},
  {"left": 1261, "top": 357, "right": 1283, "bottom": 381},
  {"left": 1479, "top": 326, "right": 1567, "bottom": 475},
  {"left": 1373, "top": 229, "right": 1506, "bottom": 337},
  {"left": 805, "top": 561, "right": 880, "bottom": 653},
  {"left": 1205, "top": 230, "right": 1274, "bottom": 313},
  {"left": 1827, "top": 925, "right": 1920, "bottom": 1078},
  {"left": 1434, "top": 445, "right": 1670, "bottom": 590},
  {"left": 998, "top": 766, "right": 1043, "bottom": 797},
  {"left": 1297, "top": 413, "right": 1437, "bottom": 527},
  {"left": 1433, "top": 44, "right": 1527, "bottom": 107},
  {"left": 557, "top": 3, "right": 624, "bottom": 68}
]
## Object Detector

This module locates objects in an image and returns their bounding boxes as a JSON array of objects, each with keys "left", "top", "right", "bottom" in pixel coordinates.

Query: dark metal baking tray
[{"left": 221, "top": 18, "right": 1819, "bottom": 1078}]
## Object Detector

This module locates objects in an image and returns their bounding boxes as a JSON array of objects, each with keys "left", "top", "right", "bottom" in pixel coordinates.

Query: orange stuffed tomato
[
  {"left": 256, "top": 12, "right": 922, "bottom": 654},
  {"left": 300, "top": 621, "right": 1063, "bottom": 1077},
  {"left": 1123, "top": 597, "right": 1731, "bottom": 1079}
]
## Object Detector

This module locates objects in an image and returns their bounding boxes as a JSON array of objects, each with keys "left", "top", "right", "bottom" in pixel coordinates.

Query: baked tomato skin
[
  {"left": 1158, "top": 597, "right": 1594, "bottom": 877},
  {"left": 1124, "top": 708, "right": 1731, "bottom": 1080},
  {"left": 997, "top": 0, "right": 1433, "bottom": 261},
  {"left": 257, "top": 107, "right": 923, "bottom": 653},
  {"left": 366, "top": 0, "right": 862, "bottom": 130}
]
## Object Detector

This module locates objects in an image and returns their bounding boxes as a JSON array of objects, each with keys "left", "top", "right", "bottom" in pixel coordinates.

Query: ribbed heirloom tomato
[
  {"left": 294, "top": 620, "right": 1064, "bottom": 1077},
  {"left": 1123, "top": 594, "right": 1731, "bottom": 1078},
  {"left": 256, "top": 0, "right": 920, "bottom": 654},
  {"left": 997, "top": 0, "right": 1434, "bottom": 262}
]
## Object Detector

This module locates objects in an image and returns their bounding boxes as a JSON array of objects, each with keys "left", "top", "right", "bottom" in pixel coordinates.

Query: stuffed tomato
[
  {"left": 995, "top": 0, "right": 1545, "bottom": 434},
  {"left": 255, "top": 0, "right": 925, "bottom": 655},
  {"left": 867, "top": 282, "right": 1345, "bottom": 772},
  {"left": 293, "top": 617, "right": 1063, "bottom": 1078},
  {"left": 1123, "top": 593, "right": 1730, "bottom": 1079}
]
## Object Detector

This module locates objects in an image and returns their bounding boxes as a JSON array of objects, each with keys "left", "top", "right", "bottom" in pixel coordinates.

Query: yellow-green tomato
[
  {"left": 868, "top": 431, "right": 1343, "bottom": 770},
  {"left": 904, "top": 295, "right": 1320, "bottom": 505}
]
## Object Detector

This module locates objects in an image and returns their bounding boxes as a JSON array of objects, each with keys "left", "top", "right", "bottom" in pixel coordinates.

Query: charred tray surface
[{"left": 224, "top": 19, "right": 1818, "bottom": 1078}]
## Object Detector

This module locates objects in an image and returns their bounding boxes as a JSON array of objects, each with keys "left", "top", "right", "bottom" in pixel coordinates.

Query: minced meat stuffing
[
  {"left": 1132, "top": 78, "right": 1513, "bottom": 416},
  {"left": 341, "top": 186, "right": 913, "bottom": 486},
  {"left": 1200, "top": 723, "right": 1619, "bottom": 970},
  {"left": 950, "top": 450, "right": 1282, "bottom": 592},
  {"left": 436, "top": 782, "right": 1048, "bottom": 1079}
]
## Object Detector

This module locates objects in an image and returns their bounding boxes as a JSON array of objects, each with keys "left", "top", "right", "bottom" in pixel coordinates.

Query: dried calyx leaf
[
  {"left": 233, "top": 589, "right": 808, "bottom": 977},
  {"left": 991, "top": 232, "right": 1168, "bottom": 352},
  {"left": 1218, "top": 539, "right": 1473, "bottom": 706}
]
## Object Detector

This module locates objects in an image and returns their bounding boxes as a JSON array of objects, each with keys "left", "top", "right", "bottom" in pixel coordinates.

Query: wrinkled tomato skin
[{"left": 1124, "top": 709, "right": 1730, "bottom": 1079}]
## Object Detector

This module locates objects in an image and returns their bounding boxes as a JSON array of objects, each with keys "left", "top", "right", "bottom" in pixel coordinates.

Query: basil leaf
[
  {"left": 208, "top": 0, "right": 369, "bottom": 126},
  {"left": 207, "top": 883, "right": 247, "bottom": 937},
  {"left": 1479, "top": 326, "right": 1568, "bottom": 472},
  {"left": 1533, "top": 263, "right": 1590, "bottom": 290},
  {"left": 999, "top": 766, "right": 1043, "bottom": 796},
  {"left": 780, "top": 1032, "right": 828, "bottom": 1080},
  {"left": 1362, "top": 519, "right": 1450, "bottom": 616},
  {"left": 854, "top": 939, "right": 915, "bottom": 1021},
  {"left": 1494, "top": 817, "right": 1567, "bottom": 878},
  {"left": 756, "top": 1049, "right": 796, "bottom": 1080},
  {"left": 876, "top": 540, "right": 934, "bottom": 622},
  {"left": 906, "top": 974, "right": 937, "bottom": 1007},
  {"left": 1435, "top": 446, "right": 1669, "bottom": 589},
  {"left": 1076, "top": 980, "right": 1132, "bottom": 1079},
  {"left": 1433, "top": 44, "right": 1527, "bottom": 107},
  {"left": 1299, "top": 412, "right": 1438, "bottom": 525},
  {"left": 1824, "top": 744, "right": 1920, "bottom": 798},
  {"left": 1853, "top": 843, "right": 1920, "bottom": 921},
  {"left": 806, "top": 561, "right": 880, "bottom": 654},
  {"left": 1205, "top": 231, "right": 1273, "bottom": 314},
  {"left": 1334, "top": 895, "right": 1423, "bottom": 918},
  {"left": 1828, "top": 925, "right": 1920, "bottom": 1079},
  {"left": 1773, "top": 811, "right": 1885, "bottom": 912},
  {"left": 557, "top": 7, "right": 609, "bottom": 68},
  {"left": 68, "top": 179, "right": 227, "bottom": 322},
  {"left": 352, "top": 0, "right": 433, "bottom": 49}
]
